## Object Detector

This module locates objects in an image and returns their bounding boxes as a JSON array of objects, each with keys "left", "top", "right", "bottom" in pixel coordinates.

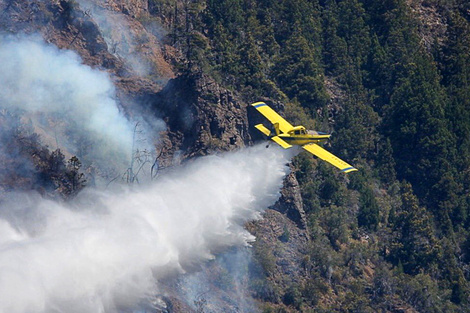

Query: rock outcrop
[
  {"left": 132, "top": 72, "right": 251, "bottom": 160},
  {"left": 272, "top": 170, "right": 308, "bottom": 230}
]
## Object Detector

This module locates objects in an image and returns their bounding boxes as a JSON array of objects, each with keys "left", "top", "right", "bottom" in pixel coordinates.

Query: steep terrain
[{"left": 1, "top": 0, "right": 470, "bottom": 312}]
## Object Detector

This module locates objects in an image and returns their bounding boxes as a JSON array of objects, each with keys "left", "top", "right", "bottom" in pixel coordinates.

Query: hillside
[{"left": 0, "top": 0, "right": 470, "bottom": 312}]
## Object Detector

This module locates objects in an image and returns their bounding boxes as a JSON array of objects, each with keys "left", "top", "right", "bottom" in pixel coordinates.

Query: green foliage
[
  {"left": 358, "top": 187, "right": 380, "bottom": 231},
  {"left": 387, "top": 183, "right": 441, "bottom": 275},
  {"left": 438, "top": 11, "right": 470, "bottom": 228},
  {"left": 375, "top": 137, "right": 397, "bottom": 184},
  {"left": 282, "top": 284, "right": 303, "bottom": 308},
  {"left": 250, "top": 278, "right": 282, "bottom": 303},
  {"left": 65, "top": 155, "right": 86, "bottom": 197},
  {"left": 273, "top": 30, "right": 329, "bottom": 114},
  {"left": 319, "top": 174, "right": 340, "bottom": 203},
  {"left": 301, "top": 275, "right": 328, "bottom": 306},
  {"left": 252, "top": 241, "right": 277, "bottom": 275},
  {"left": 284, "top": 101, "right": 316, "bottom": 130},
  {"left": 0, "top": 113, "right": 87, "bottom": 199},
  {"left": 293, "top": 153, "right": 322, "bottom": 213},
  {"left": 308, "top": 231, "right": 337, "bottom": 280},
  {"left": 320, "top": 205, "right": 350, "bottom": 249},
  {"left": 397, "top": 271, "right": 460, "bottom": 312},
  {"left": 148, "top": 0, "right": 174, "bottom": 16},
  {"left": 158, "top": 0, "right": 470, "bottom": 310},
  {"left": 386, "top": 54, "right": 452, "bottom": 194},
  {"left": 331, "top": 95, "right": 379, "bottom": 161},
  {"left": 279, "top": 225, "right": 290, "bottom": 243}
]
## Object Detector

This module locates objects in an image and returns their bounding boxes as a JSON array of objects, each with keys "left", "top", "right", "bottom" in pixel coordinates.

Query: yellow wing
[
  {"left": 303, "top": 144, "right": 357, "bottom": 173},
  {"left": 251, "top": 102, "right": 293, "bottom": 134}
]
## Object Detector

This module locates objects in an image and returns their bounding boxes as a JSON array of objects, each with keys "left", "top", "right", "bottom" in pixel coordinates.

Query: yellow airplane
[{"left": 251, "top": 102, "right": 357, "bottom": 173}]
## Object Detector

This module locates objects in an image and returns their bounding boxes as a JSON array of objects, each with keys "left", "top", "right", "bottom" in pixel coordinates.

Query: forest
[{"left": 148, "top": 0, "right": 470, "bottom": 311}]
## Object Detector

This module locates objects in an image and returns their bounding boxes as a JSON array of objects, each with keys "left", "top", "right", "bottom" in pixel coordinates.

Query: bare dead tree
[
  {"left": 151, "top": 148, "right": 164, "bottom": 180},
  {"left": 107, "top": 123, "right": 170, "bottom": 187}
]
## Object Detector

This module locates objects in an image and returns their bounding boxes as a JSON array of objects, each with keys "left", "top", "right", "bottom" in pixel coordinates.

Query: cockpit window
[{"left": 294, "top": 130, "right": 301, "bottom": 135}]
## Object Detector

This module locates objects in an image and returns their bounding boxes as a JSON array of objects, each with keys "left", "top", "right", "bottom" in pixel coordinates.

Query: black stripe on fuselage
[{"left": 280, "top": 136, "right": 328, "bottom": 141}]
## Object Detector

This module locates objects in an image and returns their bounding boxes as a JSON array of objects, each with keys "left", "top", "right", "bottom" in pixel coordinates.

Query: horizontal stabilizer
[
  {"left": 303, "top": 144, "right": 357, "bottom": 173},
  {"left": 254, "top": 123, "right": 271, "bottom": 136},
  {"left": 271, "top": 136, "right": 292, "bottom": 149}
]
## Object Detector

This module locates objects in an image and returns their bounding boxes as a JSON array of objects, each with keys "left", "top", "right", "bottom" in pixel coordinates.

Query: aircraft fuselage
[
  {"left": 276, "top": 135, "right": 327, "bottom": 146},
  {"left": 275, "top": 126, "right": 330, "bottom": 146}
]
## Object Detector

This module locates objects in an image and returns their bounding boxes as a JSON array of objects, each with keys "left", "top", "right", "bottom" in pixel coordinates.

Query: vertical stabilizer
[{"left": 273, "top": 123, "right": 281, "bottom": 136}]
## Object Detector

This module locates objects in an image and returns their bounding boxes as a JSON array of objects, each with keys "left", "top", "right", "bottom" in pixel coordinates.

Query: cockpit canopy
[
  {"left": 289, "top": 126, "right": 307, "bottom": 135},
  {"left": 288, "top": 126, "right": 331, "bottom": 137}
]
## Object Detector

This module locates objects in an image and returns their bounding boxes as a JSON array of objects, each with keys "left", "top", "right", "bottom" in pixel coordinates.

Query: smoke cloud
[
  {"left": 0, "top": 28, "right": 291, "bottom": 312},
  {"left": 77, "top": 0, "right": 153, "bottom": 77},
  {"left": 180, "top": 248, "right": 258, "bottom": 312},
  {"left": 0, "top": 145, "right": 290, "bottom": 313},
  {"left": 0, "top": 34, "right": 135, "bottom": 172}
]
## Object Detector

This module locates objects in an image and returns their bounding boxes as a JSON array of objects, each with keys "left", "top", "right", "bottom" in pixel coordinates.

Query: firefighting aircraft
[{"left": 251, "top": 102, "right": 357, "bottom": 173}]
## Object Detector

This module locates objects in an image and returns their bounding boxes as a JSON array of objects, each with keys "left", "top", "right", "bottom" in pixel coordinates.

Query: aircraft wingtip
[
  {"left": 251, "top": 102, "right": 267, "bottom": 108},
  {"left": 342, "top": 167, "right": 358, "bottom": 173}
]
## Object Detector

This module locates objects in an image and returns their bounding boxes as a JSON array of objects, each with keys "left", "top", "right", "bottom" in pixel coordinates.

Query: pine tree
[
  {"left": 273, "top": 28, "right": 328, "bottom": 114},
  {"left": 358, "top": 187, "right": 380, "bottom": 231},
  {"left": 439, "top": 11, "right": 470, "bottom": 227},
  {"left": 388, "top": 182, "right": 441, "bottom": 275}
]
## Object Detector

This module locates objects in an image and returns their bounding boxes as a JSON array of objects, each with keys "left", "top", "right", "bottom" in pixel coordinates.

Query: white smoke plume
[
  {"left": 0, "top": 27, "right": 291, "bottom": 313},
  {"left": 180, "top": 248, "right": 258, "bottom": 312},
  {"left": 0, "top": 34, "right": 136, "bottom": 173},
  {"left": 0, "top": 145, "right": 290, "bottom": 313},
  {"left": 77, "top": 0, "right": 153, "bottom": 77}
]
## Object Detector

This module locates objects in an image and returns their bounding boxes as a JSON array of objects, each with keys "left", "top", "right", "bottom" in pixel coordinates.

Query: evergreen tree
[
  {"left": 357, "top": 187, "right": 380, "bottom": 231},
  {"left": 273, "top": 29, "right": 329, "bottom": 115},
  {"left": 321, "top": 0, "right": 348, "bottom": 76},
  {"left": 388, "top": 183, "right": 441, "bottom": 275},
  {"left": 386, "top": 51, "right": 456, "bottom": 216},
  {"left": 439, "top": 12, "right": 470, "bottom": 227}
]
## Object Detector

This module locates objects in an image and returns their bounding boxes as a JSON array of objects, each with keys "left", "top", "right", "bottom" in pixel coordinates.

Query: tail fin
[{"left": 273, "top": 123, "right": 280, "bottom": 136}]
